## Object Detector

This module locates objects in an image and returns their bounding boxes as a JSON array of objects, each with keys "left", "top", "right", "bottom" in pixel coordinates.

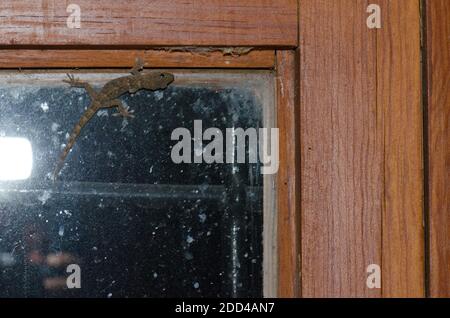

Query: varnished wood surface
[
  {"left": 299, "top": 0, "right": 424, "bottom": 297},
  {"left": 276, "top": 50, "right": 301, "bottom": 297},
  {"left": 299, "top": 0, "right": 381, "bottom": 297},
  {"left": 426, "top": 0, "right": 450, "bottom": 298},
  {"left": 378, "top": 0, "right": 424, "bottom": 298},
  {"left": 0, "top": 0, "right": 297, "bottom": 47},
  {"left": 0, "top": 49, "right": 275, "bottom": 69}
]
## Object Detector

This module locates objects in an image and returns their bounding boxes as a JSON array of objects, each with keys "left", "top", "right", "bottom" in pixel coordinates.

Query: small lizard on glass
[{"left": 53, "top": 58, "right": 174, "bottom": 180}]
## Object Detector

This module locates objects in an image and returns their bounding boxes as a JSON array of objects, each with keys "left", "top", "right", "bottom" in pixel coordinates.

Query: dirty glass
[{"left": 0, "top": 71, "right": 275, "bottom": 297}]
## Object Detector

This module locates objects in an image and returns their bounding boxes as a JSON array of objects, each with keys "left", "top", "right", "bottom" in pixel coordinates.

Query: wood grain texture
[
  {"left": 426, "top": 0, "right": 450, "bottom": 298},
  {"left": 378, "top": 0, "right": 424, "bottom": 298},
  {"left": 299, "top": 0, "right": 381, "bottom": 297},
  {"left": 299, "top": 0, "right": 425, "bottom": 297},
  {"left": 0, "top": 49, "right": 275, "bottom": 69},
  {"left": 0, "top": 0, "right": 297, "bottom": 47},
  {"left": 276, "top": 50, "right": 301, "bottom": 297}
]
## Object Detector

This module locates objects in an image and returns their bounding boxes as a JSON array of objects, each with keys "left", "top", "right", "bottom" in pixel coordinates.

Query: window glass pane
[{"left": 0, "top": 71, "right": 275, "bottom": 297}]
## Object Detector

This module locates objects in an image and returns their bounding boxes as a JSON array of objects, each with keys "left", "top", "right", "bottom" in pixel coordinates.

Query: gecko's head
[{"left": 144, "top": 72, "right": 175, "bottom": 90}]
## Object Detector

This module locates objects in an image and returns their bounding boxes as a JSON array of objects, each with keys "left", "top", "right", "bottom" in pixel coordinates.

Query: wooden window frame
[
  {"left": 2, "top": 0, "right": 441, "bottom": 298},
  {"left": 0, "top": 0, "right": 300, "bottom": 297},
  {"left": 0, "top": 48, "right": 298, "bottom": 297}
]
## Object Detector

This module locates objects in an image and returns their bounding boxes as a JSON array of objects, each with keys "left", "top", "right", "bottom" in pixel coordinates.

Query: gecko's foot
[
  {"left": 113, "top": 107, "right": 135, "bottom": 119},
  {"left": 135, "top": 57, "right": 145, "bottom": 71},
  {"left": 63, "top": 74, "right": 82, "bottom": 87},
  {"left": 130, "top": 57, "right": 145, "bottom": 76}
]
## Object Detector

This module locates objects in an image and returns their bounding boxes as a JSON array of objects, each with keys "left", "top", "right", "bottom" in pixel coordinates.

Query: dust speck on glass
[{"left": 0, "top": 71, "right": 274, "bottom": 297}]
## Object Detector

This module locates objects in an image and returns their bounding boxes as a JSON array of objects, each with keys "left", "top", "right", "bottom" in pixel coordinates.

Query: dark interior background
[{"left": 0, "top": 79, "right": 264, "bottom": 297}]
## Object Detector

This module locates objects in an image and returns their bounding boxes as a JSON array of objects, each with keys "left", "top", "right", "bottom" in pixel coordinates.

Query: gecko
[{"left": 53, "top": 58, "right": 174, "bottom": 180}]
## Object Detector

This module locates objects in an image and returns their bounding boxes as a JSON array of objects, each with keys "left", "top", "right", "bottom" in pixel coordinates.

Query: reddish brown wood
[
  {"left": 276, "top": 50, "right": 300, "bottom": 297},
  {"left": 426, "top": 0, "right": 450, "bottom": 298},
  {"left": 0, "top": 0, "right": 297, "bottom": 47},
  {"left": 299, "top": 0, "right": 381, "bottom": 297},
  {"left": 378, "top": 0, "right": 424, "bottom": 298},
  {"left": 0, "top": 49, "right": 275, "bottom": 69},
  {"left": 0, "top": 0, "right": 429, "bottom": 298},
  {"left": 299, "top": 0, "right": 425, "bottom": 297}
]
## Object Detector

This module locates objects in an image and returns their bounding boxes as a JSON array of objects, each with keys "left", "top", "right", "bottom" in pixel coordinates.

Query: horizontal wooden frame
[
  {"left": 0, "top": 0, "right": 298, "bottom": 48},
  {"left": 0, "top": 49, "right": 275, "bottom": 69}
]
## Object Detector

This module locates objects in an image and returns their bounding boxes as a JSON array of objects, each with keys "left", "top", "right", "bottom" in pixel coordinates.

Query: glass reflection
[{"left": 0, "top": 137, "right": 33, "bottom": 181}]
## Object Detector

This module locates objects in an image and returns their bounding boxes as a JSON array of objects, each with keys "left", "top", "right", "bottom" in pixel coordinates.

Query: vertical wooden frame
[
  {"left": 299, "top": 0, "right": 424, "bottom": 297},
  {"left": 276, "top": 50, "right": 301, "bottom": 297},
  {"left": 426, "top": 0, "right": 450, "bottom": 298},
  {"left": 299, "top": 0, "right": 381, "bottom": 297},
  {"left": 378, "top": 0, "right": 424, "bottom": 297}
]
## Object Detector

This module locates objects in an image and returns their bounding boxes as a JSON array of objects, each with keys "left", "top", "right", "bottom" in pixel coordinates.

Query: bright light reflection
[{"left": 0, "top": 137, "right": 33, "bottom": 181}]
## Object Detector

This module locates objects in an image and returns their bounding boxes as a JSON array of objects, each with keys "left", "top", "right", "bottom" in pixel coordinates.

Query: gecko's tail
[
  {"left": 52, "top": 161, "right": 64, "bottom": 182},
  {"left": 53, "top": 137, "right": 76, "bottom": 181},
  {"left": 53, "top": 106, "right": 97, "bottom": 181}
]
